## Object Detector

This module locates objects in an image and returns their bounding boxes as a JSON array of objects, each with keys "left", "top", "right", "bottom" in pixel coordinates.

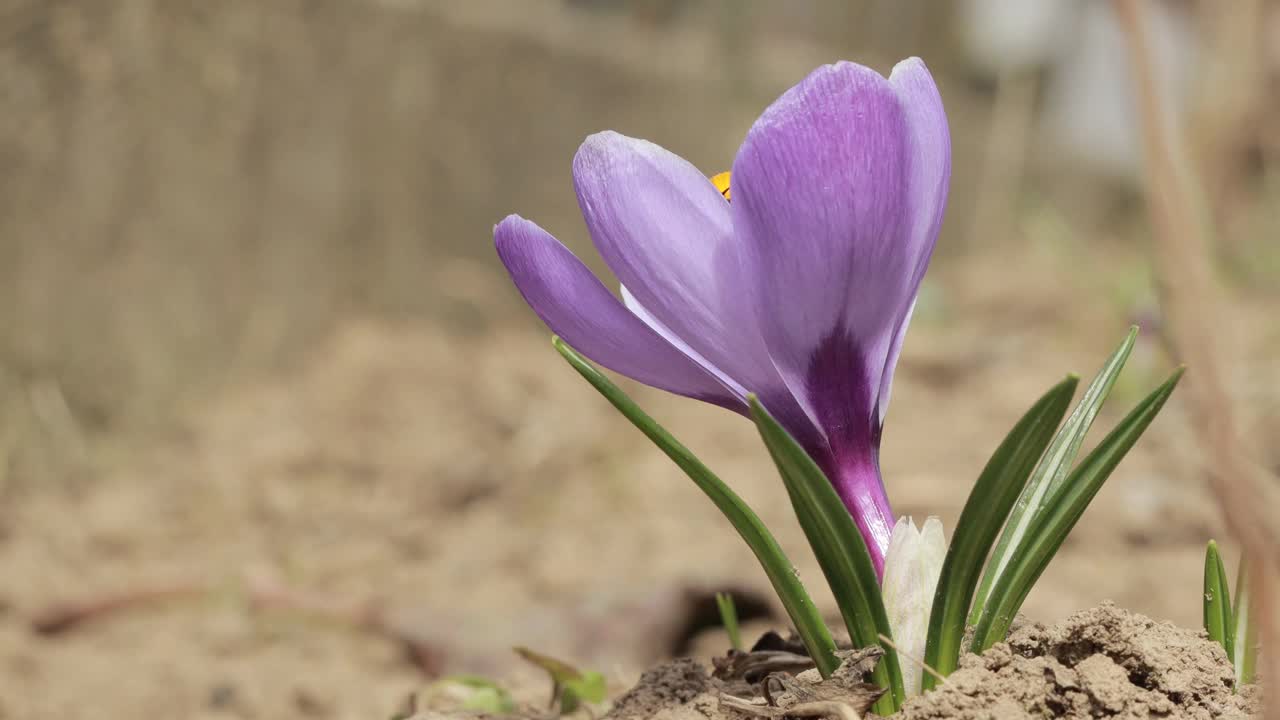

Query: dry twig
[
  {"left": 29, "top": 572, "right": 443, "bottom": 675},
  {"left": 720, "top": 695, "right": 863, "bottom": 720},
  {"left": 31, "top": 583, "right": 207, "bottom": 636},
  {"left": 1113, "top": 1, "right": 1279, "bottom": 715},
  {"left": 878, "top": 632, "right": 946, "bottom": 687}
]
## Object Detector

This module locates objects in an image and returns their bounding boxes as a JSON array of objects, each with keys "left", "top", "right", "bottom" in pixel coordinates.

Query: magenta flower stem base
[{"left": 829, "top": 456, "right": 895, "bottom": 578}]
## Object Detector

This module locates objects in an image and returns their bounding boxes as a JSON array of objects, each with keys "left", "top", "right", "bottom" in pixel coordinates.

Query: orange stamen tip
[{"left": 711, "top": 171, "right": 731, "bottom": 201}]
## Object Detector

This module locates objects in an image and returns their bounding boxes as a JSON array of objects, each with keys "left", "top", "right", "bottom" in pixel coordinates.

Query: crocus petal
[
  {"left": 877, "top": 298, "right": 916, "bottom": 425},
  {"left": 732, "top": 62, "right": 913, "bottom": 439},
  {"left": 621, "top": 285, "right": 749, "bottom": 400},
  {"left": 731, "top": 61, "right": 915, "bottom": 557},
  {"left": 622, "top": 283, "right": 822, "bottom": 450},
  {"left": 494, "top": 215, "right": 740, "bottom": 409},
  {"left": 882, "top": 516, "right": 947, "bottom": 697},
  {"left": 572, "top": 131, "right": 782, "bottom": 404},
  {"left": 878, "top": 58, "right": 952, "bottom": 424}
]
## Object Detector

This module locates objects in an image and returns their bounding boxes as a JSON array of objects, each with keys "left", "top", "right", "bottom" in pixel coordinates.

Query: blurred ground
[{"left": 0, "top": 1, "right": 1277, "bottom": 718}]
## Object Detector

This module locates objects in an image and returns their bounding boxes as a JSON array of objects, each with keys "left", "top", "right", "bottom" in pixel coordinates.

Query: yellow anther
[{"left": 711, "top": 171, "right": 731, "bottom": 201}]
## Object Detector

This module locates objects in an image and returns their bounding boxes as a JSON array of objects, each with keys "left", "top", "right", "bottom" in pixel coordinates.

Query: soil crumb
[
  {"left": 605, "top": 604, "right": 1260, "bottom": 720},
  {"left": 608, "top": 658, "right": 716, "bottom": 720},
  {"left": 897, "top": 602, "right": 1259, "bottom": 719}
]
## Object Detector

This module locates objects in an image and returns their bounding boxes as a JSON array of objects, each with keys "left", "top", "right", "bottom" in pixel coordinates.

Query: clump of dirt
[
  {"left": 897, "top": 602, "right": 1258, "bottom": 719},
  {"left": 605, "top": 604, "right": 1260, "bottom": 720},
  {"left": 608, "top": 658, "right": 717, "bottom": 720}
]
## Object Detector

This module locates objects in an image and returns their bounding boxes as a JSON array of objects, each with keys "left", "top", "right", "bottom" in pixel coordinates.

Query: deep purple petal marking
[{"left": 804, "top": 329, "right": 895, "bottom": 573}]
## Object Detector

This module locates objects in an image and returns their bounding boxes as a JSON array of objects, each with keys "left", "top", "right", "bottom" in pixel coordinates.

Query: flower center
[{"left": 710, "top": 171, "right": 731, "bottom": 201}]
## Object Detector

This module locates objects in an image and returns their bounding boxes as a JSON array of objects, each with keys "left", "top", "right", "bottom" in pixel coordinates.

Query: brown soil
[
  {"left": 609, "top": 658, "right": 718, "bottom": 720},
  {"left": 601, "top": 604, "right": 1261, "bottom": 720},
  {"left": 896, "top": 603, "right": 1259, "bottom": 719},
  {"left": 4, "top": 241, "right": 1276, "bottom": 717}
]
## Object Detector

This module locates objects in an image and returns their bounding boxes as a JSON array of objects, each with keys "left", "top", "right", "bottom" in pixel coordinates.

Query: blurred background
[{"left": 1, "top": 0, "right": 1277, "bottom": 717}]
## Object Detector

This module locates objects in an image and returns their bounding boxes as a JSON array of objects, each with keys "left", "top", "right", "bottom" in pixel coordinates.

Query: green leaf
[
  {"left": 1232, "top": 557, "right": 1259, "bottom": 687},
  {"left": 1203, "top": 540, "right": 1233, "bottom": 658},
  {"left": 514, "top": 647, "right": 604, "bottom": 713},
  {"left": 564, "top": 671, "right": 608, "bottom": 706},
  {"left": 922, "top": 376, "right": 1078, "bottom": 690},
  {"left": 552, "top": 338, "right": 840, "bottom": 677},
  {"left": 970, "top": 368, "right": 1184, "bottom": 654},
  {"left": 513, "top": 646, "right": 582, "bottom": 684},
  {"left": 428, "top": 676, "right": 517, "bottom": 715},
  {"left": 716, "top": 592, "right": 743, "bottom": 651},
  {"left": 971, "top": 329, "right": 1137, "bottom": 625},
  {"left": 748, "top": 396, "right": 903, "bottom": 715}
]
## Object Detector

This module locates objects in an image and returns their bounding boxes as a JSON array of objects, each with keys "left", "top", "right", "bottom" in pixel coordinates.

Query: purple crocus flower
[{"left": 494, "top": 59, "right": 950, "bottom": 574}]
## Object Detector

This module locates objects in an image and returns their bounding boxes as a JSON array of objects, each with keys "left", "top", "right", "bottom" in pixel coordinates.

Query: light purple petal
[
  {"left": 878, "top": 58, "right": 951, "bottom": 424},
  {"left": 730, "top": 59, "right": 949, "bottom": 565},
  {"left": 494, "top": 215, "right": 742, "bottom": 410},
  {"left": 616, "top": 283, "right": 820, "bottom": 452},
  {"left": 877, "top": 298, "right": 916, "bottom": 424},
  {"left": 620, "top": 285, "right": 749, "bottom": 400},
  {"left": 731, "top": 61, "right": 913, "bottom": 444},
  {"left": 572, "top": 131, "right": 782, "bottom": 403}
]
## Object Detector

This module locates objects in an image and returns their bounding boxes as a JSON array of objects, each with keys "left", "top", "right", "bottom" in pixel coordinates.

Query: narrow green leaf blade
[
  {"left": 970, "top": 329, "right": 1137, "bottom": 625},
  {"left": 1232, "top": 557, "right": 1259, "bottom": 687},
  {"left": 552, "top": 338, "right": 840, "bottom": 676},
  {"left": 922, "top": 376, "right": 1078, "bottom": 690},
  {"left": 1213, "top": 543, "right": 1233, "bottom": 655},
  {"left": 716, "top": 592, "right": 743, "bottom": 651},
  {"left": 1203, "top": 540, "right": 1233, "bottom": 657},
  {"left": 748, "top": 396, "right": 904, "bottom": 715},
  {"left": 971, "top": 368, "right": 1184, "bottom": 653}
]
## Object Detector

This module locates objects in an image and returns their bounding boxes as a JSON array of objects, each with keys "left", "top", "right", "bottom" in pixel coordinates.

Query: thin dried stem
[
  {"left": 29, "top": 573, "right": 443, "bottom": 675},
  {"left": 878, "top": 633, "right": 947, "bottom": 686},
  {"left": 720, "top": 695, "right": 862, "bottom": 720},
  {"left": 966, "top": 66, "right": 1037, "bottom": 249},
  {"left": 1113, "top": 1, "right": 1278, "bottom": 715},
  {"left": 783, "top": 701, "right": 863, "bottom": 720},
  {"left": 30, "top": 583, "right": 207, "bottom": 636}
]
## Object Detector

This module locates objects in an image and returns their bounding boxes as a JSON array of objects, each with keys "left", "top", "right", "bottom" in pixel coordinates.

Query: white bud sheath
[{"left": 880, "top": 516, "right": 946, "bottom": 697}]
